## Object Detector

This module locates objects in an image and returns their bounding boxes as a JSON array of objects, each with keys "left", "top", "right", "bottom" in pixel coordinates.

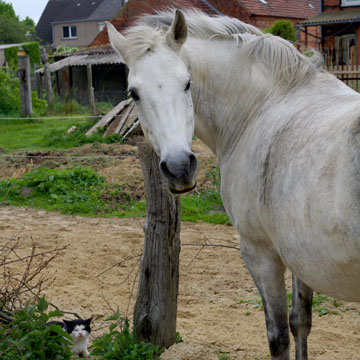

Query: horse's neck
[{"left": 183, "top": 38, "right": 270, "bottom": 161}]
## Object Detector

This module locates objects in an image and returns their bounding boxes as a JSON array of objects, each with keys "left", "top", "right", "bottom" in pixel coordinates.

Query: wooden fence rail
[{"left": 325, "top": 65, "right": 360, "bottom": 92}]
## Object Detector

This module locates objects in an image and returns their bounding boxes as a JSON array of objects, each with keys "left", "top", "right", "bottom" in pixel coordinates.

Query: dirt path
[{"left": 1, "top": 206, "right": 359, "bottom": 359}]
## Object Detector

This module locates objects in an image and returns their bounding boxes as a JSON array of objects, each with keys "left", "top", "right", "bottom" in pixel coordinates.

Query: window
[
  {"left": 98, "top": 22, "right": 105, "bottom": 32},
  {"left": 341, "top": 0, "right": 360, "bottom": 6},
  {"left": 62, "top": 26, "right": 77, "bottom": 39}
]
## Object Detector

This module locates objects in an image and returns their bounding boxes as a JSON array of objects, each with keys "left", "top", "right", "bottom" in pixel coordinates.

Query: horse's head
[{"left": 107, "top": 10, "right": 197, "bottom": 194}]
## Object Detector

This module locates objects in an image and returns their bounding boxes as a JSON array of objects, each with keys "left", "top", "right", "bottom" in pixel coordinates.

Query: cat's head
[{"left": 63, "top": 318, "right": 92, "bottom": 340}]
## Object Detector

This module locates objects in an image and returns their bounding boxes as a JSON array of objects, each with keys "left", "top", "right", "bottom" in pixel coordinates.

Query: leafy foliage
[
  {"left": 263, "top": 20, "right": 297, "bottom": 42},
  {"left": 4, "top": 45, "right": 19, "bottom": 69},
  {"left": 53, "top": 45, "right": 79, "bottom": 55},
  {"left": 0, "top": 70, "right": 19, "bottom": 114},
  {"left": 0, "top": 297, "right": 73, "bottom": 360},
  {"left": 0, "top": 1, "right": 37, "bottom": 44},
  {"left": 0, "top": 71, "right": 47, "bottom": 116},
  {"left": 22, "top": 42, "right": 41, "bottom": 66},
  {"left": 90, "top": 309, "right": 164, "bottom": 359}
]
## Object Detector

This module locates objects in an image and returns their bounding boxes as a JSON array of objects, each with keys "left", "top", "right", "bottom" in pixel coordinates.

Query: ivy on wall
[
  {"left": 4, "top": 42, "right": 41, "bottom": 69},
  {"left": 4, "top": 45, "right": 18, "bottom": 69}
]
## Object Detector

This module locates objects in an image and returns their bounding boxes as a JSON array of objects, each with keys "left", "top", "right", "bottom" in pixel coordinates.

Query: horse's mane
[{"left": 123, "top": 9, "right": 322, "bottom": 91}]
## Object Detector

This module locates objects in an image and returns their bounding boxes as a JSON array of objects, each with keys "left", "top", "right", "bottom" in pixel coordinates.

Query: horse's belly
[{"left": 280, "top": 236, "right": 360, "bottom": 301}]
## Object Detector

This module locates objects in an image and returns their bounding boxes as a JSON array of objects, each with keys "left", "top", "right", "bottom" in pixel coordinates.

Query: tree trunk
[
  {"left": 18, "top": 55, "right": 32, "bottom": 117},
  {"left": 133, "top": 141, "right": 181, "bottom": 349}
]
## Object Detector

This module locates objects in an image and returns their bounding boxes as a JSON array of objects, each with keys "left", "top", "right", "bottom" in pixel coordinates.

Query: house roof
[
  {"left": 36, "top": 0, "right": 72, "bottom": 45},
  {"left": 300, "top": 9, "right": 360, "bottom": 27},
  {"left": 86, "top": 0, "right": 123, "bottom": 21},
  {"left": 90, "top": 0, "right": 222, "bottom": 47},
  {"left": 36, "top": 0, "right": 124, "bottom": 45},
  {"left": 238, "top": 0, "right": 319, "bottom": 20}
]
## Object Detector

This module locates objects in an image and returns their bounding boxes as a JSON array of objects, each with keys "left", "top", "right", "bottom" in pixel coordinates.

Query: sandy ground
[
  {"left": 1, "top": 206, "right": 360, "bottom": 360},
  {"left": 1, "top": 140, "right": 360, "bottom": 359}
]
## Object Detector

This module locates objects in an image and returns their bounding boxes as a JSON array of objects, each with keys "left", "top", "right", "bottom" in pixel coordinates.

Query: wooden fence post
[
  {"left": 18, "top": 55, "right": 32, "bottom": 117},
  {"left": 87, "top": 64, "right": 96, "bottom": 113},
  {"left": 133, "top": 141, "right": 181, "bottom": 349},
  {"left": 44, "top": 62, "right": 53, "bottom": 106}
]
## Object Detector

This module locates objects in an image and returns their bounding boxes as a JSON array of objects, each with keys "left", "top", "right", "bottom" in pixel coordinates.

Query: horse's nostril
[
  {"left": 189, "top": 153, "right": 197, "bottom": 176},
  {"left": 160, "top": 160, "right": 176, "bottom": 180}
]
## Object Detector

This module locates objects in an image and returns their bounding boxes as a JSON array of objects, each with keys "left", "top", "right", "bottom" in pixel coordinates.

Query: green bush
[
  {"left": 0, "top": 70, "right": 19, "bottom": 114},
  {"left": 263, "top": 20, "right": 297, "bottom": 42},
  {"left": 90, "top": 310, "right": 163, "bottom": 359},
  {"left": 0, "top": 70, "right": 48, "bottom": 116},
  {"left": 0, "top": 297, "right": 73, "bottom": 360}
]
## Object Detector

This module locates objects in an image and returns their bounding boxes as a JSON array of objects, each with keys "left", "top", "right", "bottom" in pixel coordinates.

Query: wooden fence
[{"left": 325, "top": 65, "right": 360, "bottom": 92}]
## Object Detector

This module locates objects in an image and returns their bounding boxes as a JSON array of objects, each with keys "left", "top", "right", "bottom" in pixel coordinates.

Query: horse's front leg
[
  {"left": 289, "top": 274, "right": 313, "bottom": 360},
  {"left": 240, "top": 237, "right": 290, "bottom": 360}
]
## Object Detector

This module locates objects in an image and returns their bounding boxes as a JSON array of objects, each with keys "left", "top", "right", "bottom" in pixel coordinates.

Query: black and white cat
[{"left": 48, "top": 318, "right": 92, "bottom": 358}]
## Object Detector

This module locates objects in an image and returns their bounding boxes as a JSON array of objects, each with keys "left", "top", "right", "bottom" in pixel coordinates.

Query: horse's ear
[
  {"left": 106, "top": 22, "right": 128, "bottom": 64},
  {"left": 166, "top": 10, "right": 188, "bottom": 51}
]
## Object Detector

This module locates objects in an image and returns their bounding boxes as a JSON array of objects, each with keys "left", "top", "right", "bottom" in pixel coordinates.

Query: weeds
[
  {"left": 0, "top": 297, "right": 73, "bottom": 360},
  {"left": 90, "top": 309, "right": 163, "bottom": 359}
]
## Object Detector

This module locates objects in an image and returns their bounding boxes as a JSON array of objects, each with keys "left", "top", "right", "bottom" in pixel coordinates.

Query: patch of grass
[
  {"left": 0, "top": 116, "right": 92, "bottom": 151},
  {"left": 0, "top": 167, "right": 139, "bottom": 217},
  {"left": 180, "top": 194, "right": 230, "bottom": 224},
  {"left": 0, "top": 117, "right": 124, "bottom": 152}
]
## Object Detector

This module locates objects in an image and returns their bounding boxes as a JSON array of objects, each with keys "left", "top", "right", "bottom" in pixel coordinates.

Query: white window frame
[
  {"left": 98, "top": 22, "right": 105, "bottom": 32},
  {"left": 62, "top": 25, "right": 77, "bottom": 39},
  {"left": 341, "top": 0, "right": 360, "bottom": 6}
]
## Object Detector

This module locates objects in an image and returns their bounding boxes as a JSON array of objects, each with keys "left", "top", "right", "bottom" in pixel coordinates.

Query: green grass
[
  {"left": 0, "top": 117, "right": 93, "bottom": 151},
  {"left": 0, "top": 166, "right": 230, "bottom": 224},
  {"left": 0, "top": 117, "right": 125, "bottom": 152}
]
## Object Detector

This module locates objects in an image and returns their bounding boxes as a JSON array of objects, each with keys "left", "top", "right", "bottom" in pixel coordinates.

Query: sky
[{"left": 8, "top": 0, "right": 48, "bottom": 23}]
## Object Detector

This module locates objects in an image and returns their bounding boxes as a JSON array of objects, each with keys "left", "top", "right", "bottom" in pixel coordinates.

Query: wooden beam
[{"left": 85, "top": 98, "right": 132, "bottom": 136}]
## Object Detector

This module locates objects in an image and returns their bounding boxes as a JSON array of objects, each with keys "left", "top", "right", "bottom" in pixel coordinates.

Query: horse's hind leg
[
  {"left": 289, "top": 275, "right": 313, "bottom": 360},
  {"left": 240, "top": 238, "right": 290, "bottom": 360}
]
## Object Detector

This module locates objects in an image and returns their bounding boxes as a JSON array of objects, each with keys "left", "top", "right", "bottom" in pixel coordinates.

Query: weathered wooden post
[
  {"left": 35, "top": 65, "right": 43, "bottom": 99},
  {"left": 87, "top": 64, "right": 96, "bottom": 113},
  {"left": 133, "top": 141, "right": 181, "bottom": 349},
  {"left": 18, "top": 54, "right": 32, "bottom": 117},
  {"left": 44, "top": 62, "right": 53, "bottom": 106}
]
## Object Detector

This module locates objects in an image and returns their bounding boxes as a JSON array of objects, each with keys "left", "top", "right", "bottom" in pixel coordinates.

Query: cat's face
[{"left": 63, "top": 318, "right": 92, "bottom": 341}]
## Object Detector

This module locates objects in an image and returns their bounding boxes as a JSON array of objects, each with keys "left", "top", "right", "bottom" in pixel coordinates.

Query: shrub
[
  {"left": 0, "top": 297, "right": 73, "bottom": 360},
  {"left": 90, "top": 310, "right": 164, "bottom": 359},
  {"left": 0, "top": 70, "right": 19, "bottom": 114},
  {"left": 263, "top": 20, "right": 297, "bottom": 42},
  {"left": 0, "top": 71, "right": 48, "bottom": 116}
]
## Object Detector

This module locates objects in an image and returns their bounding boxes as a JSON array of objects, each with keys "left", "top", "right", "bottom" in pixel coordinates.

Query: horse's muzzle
[{"left": 160, "top": 152, "right": 197, "bottom": 194}]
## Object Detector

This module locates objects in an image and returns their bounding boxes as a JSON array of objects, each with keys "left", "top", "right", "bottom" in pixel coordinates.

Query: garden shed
[{"left": 36, "top": 46, "right": 127, "bottom": 104}]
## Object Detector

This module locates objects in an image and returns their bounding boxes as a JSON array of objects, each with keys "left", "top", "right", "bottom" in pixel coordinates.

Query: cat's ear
[{"left": 85, "top": 317, "right": 92, "bottom": 324}]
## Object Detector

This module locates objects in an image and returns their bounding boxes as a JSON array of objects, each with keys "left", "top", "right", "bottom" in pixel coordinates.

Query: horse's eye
[
  {"left": 129, "top": 90, "right": 140, "bottom": 101},
  {"left": 185, "top": 80, "right": 191, "bottom": 92}
]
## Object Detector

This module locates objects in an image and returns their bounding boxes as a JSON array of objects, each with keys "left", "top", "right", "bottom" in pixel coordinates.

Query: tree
[
  {"left": 263, "top": 20, "right": 297, "bottom": 43},
  {"left": 0, "top": 1, "right": 36, "bottom": 43}
]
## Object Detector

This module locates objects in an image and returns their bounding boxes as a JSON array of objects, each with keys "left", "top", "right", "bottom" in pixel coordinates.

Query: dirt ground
[{"left": 1, "top": 141, "right": 360, "bottom": 359}]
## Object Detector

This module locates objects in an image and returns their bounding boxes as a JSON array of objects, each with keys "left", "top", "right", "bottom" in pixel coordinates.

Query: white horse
[{"left": 107, "top": 9, "right": 360, "bottom": 359}]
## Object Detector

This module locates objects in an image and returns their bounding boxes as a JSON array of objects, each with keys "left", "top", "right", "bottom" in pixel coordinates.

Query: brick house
[
  {"left": 36, "top": 0, "right": 125, "bottom": 48},
  {"left": 91, "top": 0, "right": 320, "bottom": 48},
  {"left": 300, "top": 0, "right": 360, "bottom": 65}
]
